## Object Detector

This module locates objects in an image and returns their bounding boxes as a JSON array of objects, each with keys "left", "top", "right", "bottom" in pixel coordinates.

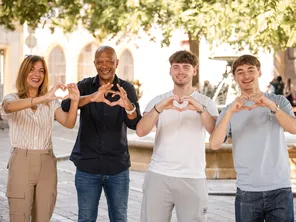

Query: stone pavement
[{"left": 0, "top": 122, "right": 296, "bottom": 221}]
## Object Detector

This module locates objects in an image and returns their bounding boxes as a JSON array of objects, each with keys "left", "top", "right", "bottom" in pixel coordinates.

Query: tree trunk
[{"left": 188, "top": 32, "right": 200, "bottom": 89}]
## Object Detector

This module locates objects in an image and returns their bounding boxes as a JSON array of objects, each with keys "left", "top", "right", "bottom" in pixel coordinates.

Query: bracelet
[
  {"left": 197, "top": 105, "right": 207, "bottom": 114},
  {"left": 154, "top": 105, "right": 161, "bottom": 114},
  {"left": 271, "top": 104, "right": 280, "bottom": 114},
  {"left": 31, "top": 97, "right": 34, "bottom": 107},
  {"left": 125, "top": 103, "right": 136, "bottom": 115}
]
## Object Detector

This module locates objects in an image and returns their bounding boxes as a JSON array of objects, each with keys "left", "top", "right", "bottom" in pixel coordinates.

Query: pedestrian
[
  {"left": 210, "top": 55, "right": 295, "bottom": 222},
  {"left": 202, "top": 80, "right": 214, "bottom": 98},
  {"left": 136, "top": 50, "right": 218, "bottom": 222},
  {"left": 270, "top": 76, "right": 285, "bottom": 95},
  {"left": 61, "top": 46, "right": 141, "bottom": 222},
  {"left": 284, "top": 78, "right": 295, "bottom": 106},
  {"left": 0, "top": 55, "right": 80, "bottom": 221}
]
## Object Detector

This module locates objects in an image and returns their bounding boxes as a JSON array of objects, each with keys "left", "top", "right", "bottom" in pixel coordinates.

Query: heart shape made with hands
[
  {"left": 173, "top": 100, "right": 189, "bottom": 109},
  {"left": 54, "top": 87, "right": 69, "bottom": 99}
]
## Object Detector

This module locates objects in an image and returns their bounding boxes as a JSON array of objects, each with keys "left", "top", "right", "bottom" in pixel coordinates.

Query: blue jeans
[
  {"left": 75, "top": 168, "right": 129, "bottom": 222},
  {"left": 235, "top": 187, "right": 294, "bottom": 222}
]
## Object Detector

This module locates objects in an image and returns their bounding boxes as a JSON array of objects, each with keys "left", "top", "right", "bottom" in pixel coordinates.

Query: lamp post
[{"left": 25, "top": 27, "right": 37, "bottom": 54}]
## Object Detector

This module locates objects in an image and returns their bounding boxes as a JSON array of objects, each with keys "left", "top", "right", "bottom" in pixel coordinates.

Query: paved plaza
[{"left": 0, "top": 121, "right": 295, "bottom": 221}]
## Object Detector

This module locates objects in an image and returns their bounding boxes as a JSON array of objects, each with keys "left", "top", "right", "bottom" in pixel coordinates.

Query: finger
[
  {"left": 236, "top": 99, "right": 245, "bottom": 105},
  {"left": 181, "top": 96, "right": 193, "bottom": 100},
  {"left": 66, "top": 83, "right": 73, "bottom": 88},
  {"left": 172, "top": 95, "right": 180, "bottom": 100},
  {"left": 109, "top": 100, "right": 120, "bottom": 106},
  {"left": 248, "top": 104, "right": 258, "bottom": 110},
  {"left": 169, "top": 106, "right": 182, "bottom": 112},
  {"left": 103, "top": 99, "right": 111, "bottom": 105},
  {"left": 181, "top": 97, "right": 192, "bottom": 102},
  {"left": 168, "top": 95, "right": 180, "bottom": 102},
  {"left": 62, "top": 95, "right": 70, "bottom": 100},
  {"left": 100, "top": 83, "right": 113, "bottom": 91},
  {"left": 239, "top": 95, "right": 249, "bottom": 100},
  {"left": 181, "top": 97, "right": 196, "bottom": 105},
  {"left": 117, "top": 84, "right": 128, "bottom": 98},
  {"left": 180, "top": 106, "right": 192, "bottom": 112},
  {"left": 240, "top": 105, "right": 250, "bottom": 110}
]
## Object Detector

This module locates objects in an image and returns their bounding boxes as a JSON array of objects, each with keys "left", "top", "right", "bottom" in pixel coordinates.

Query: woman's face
[{"left": 26, "top": 61, "right": 45, "bottom": 90}]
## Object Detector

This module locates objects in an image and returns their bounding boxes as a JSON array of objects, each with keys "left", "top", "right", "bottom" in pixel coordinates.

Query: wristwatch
[
  {"left": 125, "top": 103, "right": 136, "bottom": 115},
  {"left": 271, "top": 104, "right": 280, "bottom": 114},
  {"left": 197, "top": 105, "right": 207, "bottom": 114}
]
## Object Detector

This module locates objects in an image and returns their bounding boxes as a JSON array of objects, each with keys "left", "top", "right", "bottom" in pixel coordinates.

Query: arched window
[
  {"left": 48, "top": 46, "right": 66, "bottom": 87},
  {"left": 118, "top": 49, "right": 134, "bottom": 81},
  {"left": 78, "top": 43, "right": 98, "bottom": 81}
]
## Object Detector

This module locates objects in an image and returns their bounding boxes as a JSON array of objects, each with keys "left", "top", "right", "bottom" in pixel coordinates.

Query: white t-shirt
[{"left": 144, "top": 90, "right": 219, "bottom": 178}]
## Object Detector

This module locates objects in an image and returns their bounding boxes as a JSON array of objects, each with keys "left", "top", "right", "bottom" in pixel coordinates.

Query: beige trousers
[
  {"left": 6, "top": 148, "right": 58, "bottom": 222},
  {"left": 141, "top": 171, "right": 208, "bottom": 222}
]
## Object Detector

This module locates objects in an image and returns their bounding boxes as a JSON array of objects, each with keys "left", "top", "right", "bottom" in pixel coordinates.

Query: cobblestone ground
[{"left": 1, "top": 123, "right": 296, "bottom": 221}]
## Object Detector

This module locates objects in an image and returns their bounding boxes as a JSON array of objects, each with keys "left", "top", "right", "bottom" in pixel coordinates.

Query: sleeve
[
  {"left": 61, "top": 79, "right": 86, "bottom": 112},
  {"left": 215, "top": 106, "right": 231, "bottom": 138},
  {"left": 144, "top": 96, "right": 162, "bottom": 113},
  {"left": 124, "top": 83, "right": 142, "bottom": 130},
  {"left": 53, "top": 99, "right": 61, "bottom": 112},
  {"left": 276, "top": 95, "right": 295, "bottom": 117},
  {"left": 205, "top": 98, "right": 219, "bottom": 117},
  {"left": 0, "top": 93, "right": 18, "bottom": 119}
]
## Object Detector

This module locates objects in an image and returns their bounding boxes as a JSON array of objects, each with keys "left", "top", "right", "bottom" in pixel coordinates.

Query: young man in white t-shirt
[{"left": 136, "top": 50, "right": 218, "bottom": 222}]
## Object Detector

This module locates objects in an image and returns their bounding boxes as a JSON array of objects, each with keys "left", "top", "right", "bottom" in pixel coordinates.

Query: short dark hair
[
  {"left": 232, "top": 55, "right": 261, "bottom": 74},
  {"left": 169, "top": 50, "right": 198, "bottom": 67}
]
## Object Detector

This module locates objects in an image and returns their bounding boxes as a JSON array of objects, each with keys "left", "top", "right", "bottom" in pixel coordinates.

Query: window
[
  {"left": 78, "top": 43, "right": 98, "bottom": 81},
  {"left": 118, "top": 49, "right": 134, "bottom": 81},
  {"left": 48, "top": 46, "right": 66, "bottom": 87}
]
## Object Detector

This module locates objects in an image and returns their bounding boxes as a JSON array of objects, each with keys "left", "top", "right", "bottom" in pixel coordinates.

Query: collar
[{"left": 92, "top": 74, "right": 121, "bottom": 87}]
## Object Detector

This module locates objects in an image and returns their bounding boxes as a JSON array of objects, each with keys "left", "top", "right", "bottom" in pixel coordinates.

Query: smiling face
[
  {"left": 234, "top": 64, "right": 261, "bottom": 92},
  {"left": 170, "top": 63, "right": 196, "bottom": 87},
  {"left": 94, "top": 47, "right": 119, "bottom": 83},
  {"left": 16, "top": 56, "right": 49, "bottom": 98},
  {"left": 26, "top": 61, "right": 45, "bottom": 90}
]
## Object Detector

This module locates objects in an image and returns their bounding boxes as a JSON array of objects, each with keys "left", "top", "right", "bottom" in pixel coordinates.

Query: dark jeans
[
  {"left": 75, "top": 168, "right": 129, "bottom": 222},
  {"left": 235, "top": 187, "right": 294, "bottom": 222}
]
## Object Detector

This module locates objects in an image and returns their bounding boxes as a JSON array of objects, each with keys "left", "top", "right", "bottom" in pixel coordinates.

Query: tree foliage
[{"left": 0, "top": 0, "right": 296, "bottom": 53}]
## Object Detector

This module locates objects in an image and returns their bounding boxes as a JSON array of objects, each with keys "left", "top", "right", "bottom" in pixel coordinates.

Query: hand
[
  {"left": 109, "top": 84, "right": 133, "bottom": 109},
  {"left": 90, "top": 83, "right": 116, "bottom": 105},
  {"left": 249, "top": 92, "right": 275, "bottom": 110},
  {"left": 156, "top": 95, "right": 183, "bottom": 112},
  {"left": 179, "top": 96, "right": 203, "bottom": 112},
  {"left": 45, "top": 84, "right": 67, "bottom": 101},
  {"left": 66, "top": 83, "right": 80, "bottom": 101},
  {"left": 229, "top": 95, "right": 250, "bottom": 113}
]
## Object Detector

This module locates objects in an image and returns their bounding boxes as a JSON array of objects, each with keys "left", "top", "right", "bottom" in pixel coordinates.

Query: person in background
[
  {"left": 202, "top": 80, "right": 214, "bottom": 98},
  {"left": 284, "top": 78, "right": 294, "bottom": 106},
  {"left": 270, "top": 76, "right": 285, "bottom": 95}
]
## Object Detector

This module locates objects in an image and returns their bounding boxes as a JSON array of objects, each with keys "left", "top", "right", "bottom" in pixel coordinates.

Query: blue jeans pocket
[{"left": 236, "top": 187, "right": 246, "bottom": 196}]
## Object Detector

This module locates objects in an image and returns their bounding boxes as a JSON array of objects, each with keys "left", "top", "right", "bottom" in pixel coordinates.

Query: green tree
[{"left": 1, "top": 0, "right": 296, "bottom": 85}]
